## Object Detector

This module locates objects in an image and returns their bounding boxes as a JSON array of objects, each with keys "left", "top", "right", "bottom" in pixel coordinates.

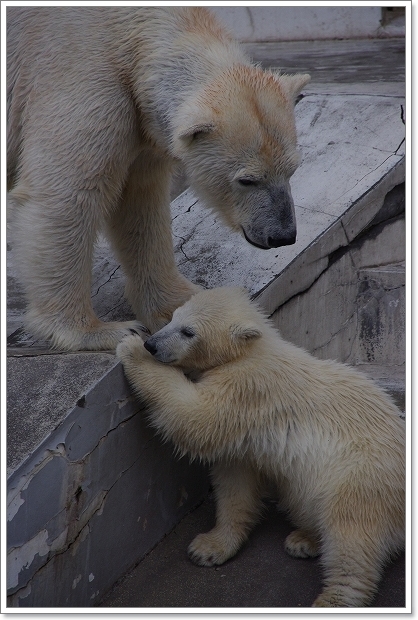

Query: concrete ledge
[
  {"left": 7, "top": 353, "right": 115, "bottom": 476},
  {"left": 7, "top": 362, "right": 209, "bottom": 606}
]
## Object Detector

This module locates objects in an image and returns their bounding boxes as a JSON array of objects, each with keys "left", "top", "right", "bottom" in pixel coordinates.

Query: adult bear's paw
[{"left": 50, "top": 320, "right": 150, "bottom": 351}]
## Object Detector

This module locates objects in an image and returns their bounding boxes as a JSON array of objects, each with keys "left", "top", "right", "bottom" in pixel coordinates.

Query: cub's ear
[
  {"left": 275, "top": 73, "right": 311, "bottom": 102},
  {"left": 231, "top": 323, "right": 262, "bottom": 342}
]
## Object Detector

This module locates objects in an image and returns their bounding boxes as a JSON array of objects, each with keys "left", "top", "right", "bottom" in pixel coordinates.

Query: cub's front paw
[
  {"left": 116, "top": 333, "right": 148, "bottom": 363},
  {"left": 187, "top": 532, "right": 236, "bottom": 567}
]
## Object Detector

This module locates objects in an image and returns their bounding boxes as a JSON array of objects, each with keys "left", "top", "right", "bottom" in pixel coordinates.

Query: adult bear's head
[{"left": 172, "top": 66, "right": 310, "bottom": 250}]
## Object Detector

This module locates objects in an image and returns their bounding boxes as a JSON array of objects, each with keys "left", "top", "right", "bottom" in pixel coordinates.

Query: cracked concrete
[
  {"left": 7, "top": 362, "right": 209, "bottom": 607},
  {"left": 7, "top": 354, "right": 116, "bottom": 474},
  {"left": 271, "top": 199, "right": 405, "bottom": 405}
]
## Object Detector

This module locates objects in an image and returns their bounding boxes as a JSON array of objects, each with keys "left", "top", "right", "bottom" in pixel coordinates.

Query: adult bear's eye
[
  {"left": 181, "top": 327, "right": 195, "bottom": 338},
  {"left": 238, "top": 178, "right": 258, "bottom": 187}
]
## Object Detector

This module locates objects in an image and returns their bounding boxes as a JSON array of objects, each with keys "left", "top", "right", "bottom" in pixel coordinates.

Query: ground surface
[{"left": 100, "top": 497, "right": 405, "bottom": 609}]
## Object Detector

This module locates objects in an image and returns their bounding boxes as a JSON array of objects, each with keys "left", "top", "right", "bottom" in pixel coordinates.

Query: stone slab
[{"left": 7, "top": 353, "right": 115, "bottom": 475}]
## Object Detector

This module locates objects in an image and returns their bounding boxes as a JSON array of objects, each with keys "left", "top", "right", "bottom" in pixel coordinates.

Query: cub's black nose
[{"left": 144, "top": 339, "right": 157, "bottom": 355}]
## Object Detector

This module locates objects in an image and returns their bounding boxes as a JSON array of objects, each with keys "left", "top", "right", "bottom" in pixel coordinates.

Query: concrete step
[{"left": 7, "top": 36, "right": 406, "bottom": 608}]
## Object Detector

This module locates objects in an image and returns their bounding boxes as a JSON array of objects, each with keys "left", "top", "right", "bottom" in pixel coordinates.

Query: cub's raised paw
[
  {"left": 187, "top": 532, "right": 234, "bottom": 567},
  {"left": 284, "top": 530, "right": 320, "bottom": 558},
  {"left": 116, "top": 333, "right": 148, "bottom": 363}
]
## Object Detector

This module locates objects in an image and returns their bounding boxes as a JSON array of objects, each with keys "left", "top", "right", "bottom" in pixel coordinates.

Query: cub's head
[
  {"left": 172, "top": 66, "right": 310, "bottom": 250},
  {"left": 144, "top": 287, "right": 265, "bottom": 371}
]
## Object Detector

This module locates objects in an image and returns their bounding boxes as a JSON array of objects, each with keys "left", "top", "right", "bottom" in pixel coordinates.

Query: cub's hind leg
[
  {"left": 188, "top": 461, "right": 262, "bottom": 567},
  {"left": 285, "top": 530, "right": 320, "bottom": 559},
  {"left": 313, "top": 526, "right": 387, "bottom": 607},
  {"left": 313, "top": 481, "right": 404, "bottom": 607}
]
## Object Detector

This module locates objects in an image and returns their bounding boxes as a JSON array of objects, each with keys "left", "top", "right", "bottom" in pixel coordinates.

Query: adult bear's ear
[
  {"left": 231, "top": 323, "right": 262, "bottom": 342},
  {"left": 172, "top": 98, "right": 216, "bottom": 154},
  {"left": 275, "top": 73, "right": 311, "bottom": 103},
  {"left": 172, "top": 121, "right": 215, "bottom": 156},
  {"left": 177, "top": 122, "right": 216, "bottom": 143}
]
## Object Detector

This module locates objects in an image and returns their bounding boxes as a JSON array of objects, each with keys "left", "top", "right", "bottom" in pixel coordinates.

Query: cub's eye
[
  {"left": 181, "top": 327, "right": 195, "bottom": 338},
  {"left": 238, "top": 178, "right": 258, "bottom": 187}
]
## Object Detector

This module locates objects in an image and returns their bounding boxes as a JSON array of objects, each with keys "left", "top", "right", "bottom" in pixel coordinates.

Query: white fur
[
  {"left": 117, "top": 286, "right": 405, "bottom": 608},
  {"left": 7, "top": 7, "right": 309, "bottom": 350}
]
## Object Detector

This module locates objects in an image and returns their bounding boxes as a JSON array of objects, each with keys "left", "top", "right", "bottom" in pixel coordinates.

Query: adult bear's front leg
[
  {"left": 10, "top": 189, "right": 149, "bottom": 351},
  {"left": 106, "top": 152, "right": 199, "bottom": 333},
  {"left": 8, "top": 82, "right": 151, "bottom": 351}
]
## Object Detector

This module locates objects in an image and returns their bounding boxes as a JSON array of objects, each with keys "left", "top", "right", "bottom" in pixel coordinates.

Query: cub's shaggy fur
[
  {"left": 117, "top": 287, "right": 405, "bottom": 608},
  {"left": 7, "top": 7, "right": 309, "bottom": 350}
]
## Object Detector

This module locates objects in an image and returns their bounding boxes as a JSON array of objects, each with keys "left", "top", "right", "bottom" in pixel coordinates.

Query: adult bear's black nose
[
  {"left": 267, "top": 230, "right": 296, "bottom": 247},
  {"left": 144, "top": 339, "right": 157, "bottom": 355}
]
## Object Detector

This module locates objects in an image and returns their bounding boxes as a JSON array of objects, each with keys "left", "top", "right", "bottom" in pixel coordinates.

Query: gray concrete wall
[
  {"left": 7, "top": 362, "right": 209, "bottom": 607},
  {"left": 210, "top": 6, "right": 405, "bottom": 42},
  {"left": 271, "top": 184, "right": 405, "bottom": 380}
]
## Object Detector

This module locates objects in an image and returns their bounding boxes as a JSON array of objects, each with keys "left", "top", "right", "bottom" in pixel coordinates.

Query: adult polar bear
[{"left": 7, "top": 7, "right": 310, "bottom": 350}]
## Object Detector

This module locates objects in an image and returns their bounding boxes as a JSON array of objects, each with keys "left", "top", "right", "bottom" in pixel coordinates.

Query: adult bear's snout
[
  {"left": 267, "top": 230, "right": 296, "bottom": 248},
  {"left": 242, "top": 185, "right": 297, "bottom": 249}
]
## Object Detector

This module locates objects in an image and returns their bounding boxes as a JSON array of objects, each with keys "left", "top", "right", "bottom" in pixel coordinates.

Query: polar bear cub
[{"left": 116, "top": 286, "right": 405, "bottom": 608}]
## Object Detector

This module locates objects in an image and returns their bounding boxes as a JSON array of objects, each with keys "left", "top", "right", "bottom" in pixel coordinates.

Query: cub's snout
[
  {"left": 144, "top": 338, "right": 158, "bottom": 356},
  {"left": 143, "top": 330, "right": 182, "bottom": 364}
]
